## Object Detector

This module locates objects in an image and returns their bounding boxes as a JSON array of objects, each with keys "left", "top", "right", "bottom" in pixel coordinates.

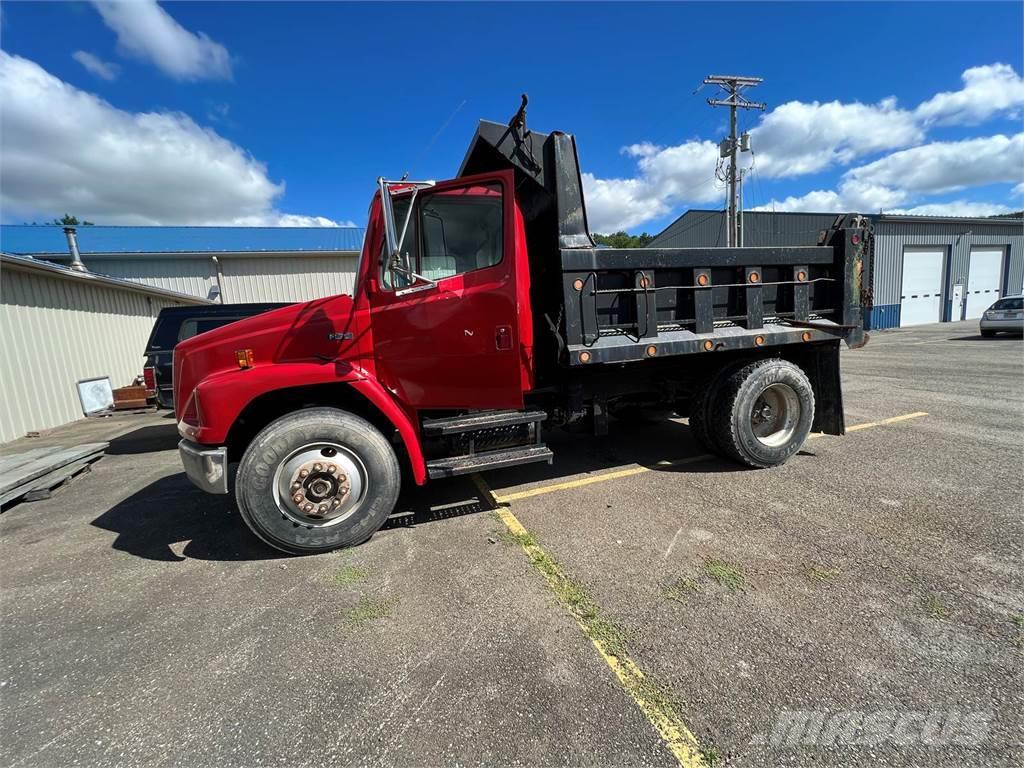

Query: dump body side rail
[{"left": 558, "top": 226, "right": 869, "bottom": 366}]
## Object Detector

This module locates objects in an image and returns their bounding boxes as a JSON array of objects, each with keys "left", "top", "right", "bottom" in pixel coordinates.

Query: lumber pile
[{"left": 0, "top": 443, "right": 108, "bottom": 508}]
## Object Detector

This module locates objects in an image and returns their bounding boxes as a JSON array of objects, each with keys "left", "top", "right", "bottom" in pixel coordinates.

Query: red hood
[{"left": 174, "top": 294, "right": 362, "bottom": 419}]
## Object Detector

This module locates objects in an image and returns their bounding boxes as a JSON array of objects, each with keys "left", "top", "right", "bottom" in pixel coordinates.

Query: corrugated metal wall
[
  {"left": 649, "top": 210, "right": 836, "bottom": 248},
  {"left": 220, "top": 254, "right": 358, "bottom": 302},
  {"left": 869, "top": 222, "right": 1024, "bottom": 329},
  {"left": 44, "top": 252, "right": 359, "bottom": 303},
  {"left": 0, "top": 266, "right": 194, "bottom": 443},
  {"left": 650, "top": 210, "right": 1023, "bottom": 330}
]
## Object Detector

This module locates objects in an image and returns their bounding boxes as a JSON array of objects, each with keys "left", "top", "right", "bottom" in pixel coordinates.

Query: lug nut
[
  {"left": 292, "top": 493, "right": 303, "bottom": 503},
  {"left": 291, "top": 481, "right": 302, "bottom": 491},
  {"left": 313, "top": 463, "right": 323, "bottom": 472},
  {"left": 319, "top": 504, "right": 328, "bottom": 513},
  {"left": 326, "top": 465, "right": 336, "bottom": 474},
  {"left": 332, "top": 498, "right": 342, "bottom": 507},
  {"left": 303, "top": 503, "right": 313, "bottom": 513},
  {"left": 299, "top": 469, "right": 309, "bottom": 478}
]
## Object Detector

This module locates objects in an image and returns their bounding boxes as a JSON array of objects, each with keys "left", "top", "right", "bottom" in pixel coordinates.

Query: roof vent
[{"left": 63, "top": 227, "right": 86, "bottom": 272}]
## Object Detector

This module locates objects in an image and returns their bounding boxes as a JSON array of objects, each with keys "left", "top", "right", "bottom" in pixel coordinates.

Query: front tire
[
  {"left": 980, "top": 329, "right": 996, "bottom": 338},
  {"left": 236, "top": 408, "right": 401, "bottom": 554},
  {"left": 711, "top": 359, "right": 815, "bottom": 468}
]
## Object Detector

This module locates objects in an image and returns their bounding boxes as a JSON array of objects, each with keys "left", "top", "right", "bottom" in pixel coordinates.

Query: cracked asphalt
[{"left": 1, "top": 320, "right": 1021, "bottom": 767}]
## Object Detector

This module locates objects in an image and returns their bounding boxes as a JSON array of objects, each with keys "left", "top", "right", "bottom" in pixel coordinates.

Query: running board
[
  {"left": 421, "top": 409, "right": 548, "bottom": 436},
  {"left": 426, "top": 445, "right": 553, "bottom": 479}
]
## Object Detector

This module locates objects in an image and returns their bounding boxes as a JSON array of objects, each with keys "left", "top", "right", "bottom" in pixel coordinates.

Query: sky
[{"left": 1, "top": 1, "right": 1022, "bottom": 234}]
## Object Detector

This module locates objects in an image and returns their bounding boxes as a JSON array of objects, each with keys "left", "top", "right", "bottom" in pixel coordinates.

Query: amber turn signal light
[
  {"left": 754, "top": 336, "right": 765, "bottom": 346},
  {"left": 801, "top": 332, "right": 812, "bottom": 342},
  {"left": 579, "top": 351, "right": 591, "bottom": 363},
  {"left": 703, "top": 340, "right": 714, "bottom": 351},
  {"left": 749, "top": 271, "right": 760, "bottom": 283},
  {"left": 646, "top": 345, "right": 657, "bottom": 357},
  {"left": 696, "top": 274, "right": 709, "bottom": 286},
  {"left": 797, "top": 270, "right": 807, "bottom": 282},
  {"left": 236, "top": 348, "right": 255, "bottom": 369}
]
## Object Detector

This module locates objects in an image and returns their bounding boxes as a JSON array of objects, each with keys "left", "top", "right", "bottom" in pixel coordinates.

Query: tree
[
  {"left": 52, "top": 214, "right": 94, "bottom": 226},
  {"left": 592, "top": 231, "right": 655, "bottom": 248}
]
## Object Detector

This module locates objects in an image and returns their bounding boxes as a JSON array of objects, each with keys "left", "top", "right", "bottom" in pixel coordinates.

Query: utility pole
[{"left": 704, "top": 75, "right": 765, "bottom": 247}]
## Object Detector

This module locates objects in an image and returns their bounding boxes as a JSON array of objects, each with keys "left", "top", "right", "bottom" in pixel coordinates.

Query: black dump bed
[{"left": 458, "top": 109, "right": 870, "bottom": 369}]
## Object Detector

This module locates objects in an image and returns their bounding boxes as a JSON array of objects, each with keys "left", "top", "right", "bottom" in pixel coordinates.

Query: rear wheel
[
  {"left": 236, "top": 408, "right": 401, "bottom": 554},
  {"left": 688, "top": 363, "right": 742, "bottom": 455},
  {"left": 980, "top": 329, "right": 996, "bottom": 338},
  {"left": 711, "top": 359, "right": 815, "bottom": 468}
]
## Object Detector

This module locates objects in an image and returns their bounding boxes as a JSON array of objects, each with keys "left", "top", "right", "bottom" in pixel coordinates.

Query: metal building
[
  {"left": 0, "top": 253, "right": 208, "bottom": 443},
  {"left": 0, "top": 225, "right": 365, "bottom": 304},
  {"left": 650, "top": 210, "right": 1024, "bottom": 330}
]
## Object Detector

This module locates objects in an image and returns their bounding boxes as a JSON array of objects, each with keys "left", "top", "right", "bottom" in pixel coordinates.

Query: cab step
[
  {"left": 426, "top": 445, "right": 553, "bottom": 479},
  {"left": 421, "top": 409, "right": 548, "bottom": 436}
]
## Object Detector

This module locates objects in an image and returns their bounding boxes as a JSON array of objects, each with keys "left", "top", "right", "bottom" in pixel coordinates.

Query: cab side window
[{"left": 419, "top": 184, "right": 503, "bottom": 281}]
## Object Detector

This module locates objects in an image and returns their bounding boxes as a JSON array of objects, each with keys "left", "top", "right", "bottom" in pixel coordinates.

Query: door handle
[{"left": 495, "top": 325, "right": 513, "bottom": 351}]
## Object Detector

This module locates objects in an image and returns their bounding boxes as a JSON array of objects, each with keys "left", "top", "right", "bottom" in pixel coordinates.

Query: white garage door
[
  {"left": 900, "top": 247, "right": 945, "bottom": 327},
  {"left": 965, "top": 247, "right": 1004, "bottom": 319}
]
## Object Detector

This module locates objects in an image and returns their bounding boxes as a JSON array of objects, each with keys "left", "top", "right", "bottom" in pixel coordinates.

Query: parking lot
[{"left": 1, "top": 320, "right": 1021, "bottom": 767}]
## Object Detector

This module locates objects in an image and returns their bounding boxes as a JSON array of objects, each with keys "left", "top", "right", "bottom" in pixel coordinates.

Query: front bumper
[{"left": 179, "top": 440, "right": 229, "bottom": 494}]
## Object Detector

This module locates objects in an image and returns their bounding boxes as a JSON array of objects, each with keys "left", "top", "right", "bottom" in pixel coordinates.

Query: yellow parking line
[
  {"left": 472, "top": 474, "right": 708, "bottom": 768},
  {"left": 845, "top": 411, "right": 929, "bottom": 432},
  {"left": 492, "top": 411, "right": 928, "bottom": 504}
]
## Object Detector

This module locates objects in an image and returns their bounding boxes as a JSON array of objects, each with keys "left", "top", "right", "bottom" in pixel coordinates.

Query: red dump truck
[{"left": 175, "top": 101, "right": 870, "bottom": 554}]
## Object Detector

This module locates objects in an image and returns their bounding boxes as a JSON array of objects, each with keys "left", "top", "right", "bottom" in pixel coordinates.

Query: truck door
[{"left": 369, "top": 171, "right": 526, "bottom": 411}]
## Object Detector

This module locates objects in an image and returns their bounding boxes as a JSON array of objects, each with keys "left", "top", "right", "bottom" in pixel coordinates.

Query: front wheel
[
  {"left": 236, "top": 408, "right": 401, "bottom": 554},
  {"left": 711, "top": 359, "right": 815, "bottom": 468}
]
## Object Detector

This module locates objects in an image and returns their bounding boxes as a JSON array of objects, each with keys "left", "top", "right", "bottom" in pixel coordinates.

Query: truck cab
[{"left": 176, "top": 103, "right": 869, "bottom": 555}]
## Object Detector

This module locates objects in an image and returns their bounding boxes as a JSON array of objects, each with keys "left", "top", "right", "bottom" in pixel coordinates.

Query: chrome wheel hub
[
  {"left": 750, "top": 383, "right": 800, "bottom": 448},
  {"left": 273, "top": 442, "right": 368, "bottom": 527}
]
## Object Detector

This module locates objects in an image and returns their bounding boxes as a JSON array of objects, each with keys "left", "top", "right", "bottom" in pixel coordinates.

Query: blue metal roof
[{"left": 0, "top": 225, "right": 366, "bottom": 255}]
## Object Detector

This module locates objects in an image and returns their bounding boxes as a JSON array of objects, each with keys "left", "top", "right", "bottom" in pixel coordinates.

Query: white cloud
[
  {"left": 1014, "top": 182, "right": 1024, "bottom": 197},
  {"left": 0, "top": 52, "right": 342, "bottom": 226},
  {"left": 889, "top": 201, "right": 1017, "bottom": 217},
  {"left": 750, "top": 97, "right": 922, "bottom": 177},
  {"left": 915, "top": 63, "right": 1024, "bottom": 126},
  {"left": 72, "top": 50, "right": 119, "bottom": 81},
  {"left": 753, "top": 134, "right": 1023, "bottom": 214},
  {"left": 846, "top": 133, "right": 1024, "bottom": 194},
  {"left": 584, "top": 63, "right": 1024, "bottom": 230},
  {"left": 91, "top": 0, "right": 231, "bottom": 81},
  {"left": 582, "top": 140, "right": 724, "bottom": 231}
]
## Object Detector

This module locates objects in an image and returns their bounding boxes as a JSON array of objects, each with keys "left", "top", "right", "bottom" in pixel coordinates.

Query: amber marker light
[
  {"left": 236, "top": 349, "right": 255, "bottom": 369},
  {"left": 703, "top": 340, "right": 714, "bottom": 351},
  {"left": 797, "top": 271, "right": 807, "bottom": 282},
  {"left": 802, "top": 332, "right": 812, "bottom": 342},
  {"left": 697, "top": 274, "right": 709, "bottom": 286},
  {"left": 749, "top": 271, "right": 760, "bottom": 283},
  {"left": 579, "top": 351, "right": 591, "bottom": 363},
  {"left": 646, "top": 345, "right": 657, "bottom": 357},
  {"left": 573, "top": 279, "right": 584, "bottom": 291},
  {"left": 755, "top": 336, "right": 765, "bottom": 346}
]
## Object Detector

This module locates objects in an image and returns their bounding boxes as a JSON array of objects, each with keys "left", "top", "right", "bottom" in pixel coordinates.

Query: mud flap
[{"left": 810, "top": 342, "right": 845, "bottom": 436}]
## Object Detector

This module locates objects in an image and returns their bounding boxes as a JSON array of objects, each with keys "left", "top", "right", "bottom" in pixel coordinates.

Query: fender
[{"left": 182, "top": 360, "right": 428, "bottom": 484}]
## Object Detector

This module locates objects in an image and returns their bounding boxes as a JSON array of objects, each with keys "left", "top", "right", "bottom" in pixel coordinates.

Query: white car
[{"left": 980, "top": 295, "right": 1024, "bottom": 337}]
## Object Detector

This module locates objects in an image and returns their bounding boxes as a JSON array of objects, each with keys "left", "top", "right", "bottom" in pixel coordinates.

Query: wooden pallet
[{"left": 0, "top": 443, "right": 108, "bottom": 508}]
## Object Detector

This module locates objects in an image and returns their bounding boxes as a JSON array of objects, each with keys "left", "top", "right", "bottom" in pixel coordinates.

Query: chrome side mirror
[{"left": 377, "top": 177, "right": 438, "bottom": 295}]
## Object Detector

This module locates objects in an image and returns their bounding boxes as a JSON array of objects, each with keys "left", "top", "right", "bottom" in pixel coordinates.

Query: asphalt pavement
[{"left": 1, "top": 320, "right": 1021, "bottom": 767}]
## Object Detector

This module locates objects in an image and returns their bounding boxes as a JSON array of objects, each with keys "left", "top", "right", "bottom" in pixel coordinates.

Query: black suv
[{"left": 144, "top": 303, "right": 289, "bottom": 409}]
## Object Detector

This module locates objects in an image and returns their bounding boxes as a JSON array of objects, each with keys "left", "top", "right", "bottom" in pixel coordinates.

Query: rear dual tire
[
  {"left": 236, "top": 408, "right": 401, "bottom": 555},
  {"left": 693, "top": 359, "right": 815, "bottom": 469}
]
